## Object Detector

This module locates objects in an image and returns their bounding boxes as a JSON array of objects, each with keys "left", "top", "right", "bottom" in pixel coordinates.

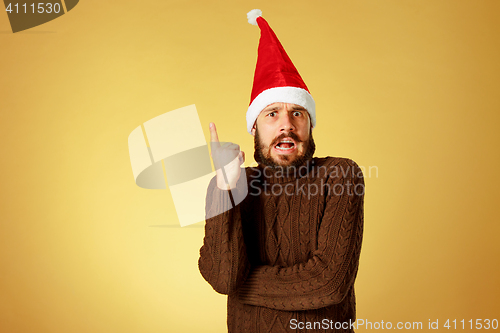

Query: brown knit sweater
[{"left": 199, "top": 156, "right": 364, "bottom": 332}]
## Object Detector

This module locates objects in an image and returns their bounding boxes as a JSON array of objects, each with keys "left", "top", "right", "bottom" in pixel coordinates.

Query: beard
[{"left": 254, "top": 127, "right": 316, "bottom": 171}]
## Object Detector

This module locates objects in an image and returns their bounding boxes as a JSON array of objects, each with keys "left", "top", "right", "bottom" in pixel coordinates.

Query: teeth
[
  {"left": 275, "top": 138, "right": 295, "bottom": 151},
  {"left": 275, "top": 146, "right": 294, "bottom": 150}
]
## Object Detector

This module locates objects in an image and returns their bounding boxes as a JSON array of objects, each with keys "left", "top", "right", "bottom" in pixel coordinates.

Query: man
[{"left": 199, "top": 9, "right": 364, "bottom": 333}]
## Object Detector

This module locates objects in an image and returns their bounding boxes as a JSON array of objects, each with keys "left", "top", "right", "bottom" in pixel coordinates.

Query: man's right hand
[{"left": 209, "top": 122, "right": 245, "bottom": 190}]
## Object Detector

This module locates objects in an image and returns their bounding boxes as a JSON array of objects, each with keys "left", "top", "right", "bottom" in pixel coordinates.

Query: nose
[{"left": 279, "top": 112, "right": 295, "bottom": 132}]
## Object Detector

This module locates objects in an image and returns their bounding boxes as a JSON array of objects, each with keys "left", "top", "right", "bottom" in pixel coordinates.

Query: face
[{"left": 251, "top": 102, "right": 315, "bottom": 168}]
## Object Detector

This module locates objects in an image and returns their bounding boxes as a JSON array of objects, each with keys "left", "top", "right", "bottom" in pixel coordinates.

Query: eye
[
  {"left": 292, "top": 111, "right": 302, "bottom": 117},
  {"left": 266, "top": 111, "right": 277, "bottom": 117}
]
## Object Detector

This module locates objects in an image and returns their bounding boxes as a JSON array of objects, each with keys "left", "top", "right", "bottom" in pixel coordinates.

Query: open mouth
[{"left": 274, "top": 138, "right": 296, "bottom": 151}]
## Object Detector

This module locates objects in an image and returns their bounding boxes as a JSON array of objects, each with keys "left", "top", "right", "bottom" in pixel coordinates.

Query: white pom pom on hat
[
  {"left": 247, "top": 9, "right": 262, "bottom": 26},
  {"left": 245, "top": 9, "right": 316, "bottom": 134}
]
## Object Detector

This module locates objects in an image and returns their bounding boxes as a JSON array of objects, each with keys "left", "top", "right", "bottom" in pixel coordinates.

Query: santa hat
[{"left": 246, "top": 9, "right": 316, "bottom": 134}]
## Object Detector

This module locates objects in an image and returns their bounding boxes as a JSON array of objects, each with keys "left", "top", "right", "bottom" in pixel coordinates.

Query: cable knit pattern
[{"left": 199, "top": 157, "right": 365, "bottom": 332}]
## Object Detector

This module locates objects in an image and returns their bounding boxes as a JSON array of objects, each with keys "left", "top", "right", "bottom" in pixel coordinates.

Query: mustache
[{"left": 270, "top": 132, "right": 302, "bottom": 147}]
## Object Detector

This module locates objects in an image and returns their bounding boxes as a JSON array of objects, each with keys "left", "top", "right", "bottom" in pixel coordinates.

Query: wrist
[{"left": 216, "top": 179, "right": 237, "bottom": 190}]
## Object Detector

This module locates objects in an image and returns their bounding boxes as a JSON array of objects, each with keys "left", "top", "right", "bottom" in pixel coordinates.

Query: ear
[{"left": 251, "top": 126, "right": 256, "bottom": 136}]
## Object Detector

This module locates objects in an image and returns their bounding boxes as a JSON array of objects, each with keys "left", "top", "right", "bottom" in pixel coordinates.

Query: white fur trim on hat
[{"left": 246, "top": 86, "right": 316, "bottom": 134}]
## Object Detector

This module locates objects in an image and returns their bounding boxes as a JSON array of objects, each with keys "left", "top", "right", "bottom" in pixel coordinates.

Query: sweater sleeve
[
  {"left": 237, "top": 159, "right": 365, "bottom": 311},
  {"left": 198, "top": 171, "right": 251, "bottom": 295}
]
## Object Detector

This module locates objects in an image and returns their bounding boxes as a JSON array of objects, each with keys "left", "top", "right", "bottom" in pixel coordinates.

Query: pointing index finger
[{"left": 209, "top": 122, "right": 221, "bottom": 148}]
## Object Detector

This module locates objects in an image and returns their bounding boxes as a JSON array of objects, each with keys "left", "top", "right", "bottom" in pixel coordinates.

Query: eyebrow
[{"left": 262, "top": 105, "right": 307, "bottom": 112}]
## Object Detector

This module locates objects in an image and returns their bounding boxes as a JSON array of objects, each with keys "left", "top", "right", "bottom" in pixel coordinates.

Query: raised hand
[{"left": 209, "top": 122, "right": 245, "bottom": 190}]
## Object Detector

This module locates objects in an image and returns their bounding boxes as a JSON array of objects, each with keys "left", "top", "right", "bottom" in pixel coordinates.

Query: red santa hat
[{"left": 246, "top": 9, "right": 316, "bottom": 134}]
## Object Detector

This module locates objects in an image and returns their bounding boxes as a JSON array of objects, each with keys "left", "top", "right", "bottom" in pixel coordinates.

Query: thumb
[{"left": 239, "top": 151, "right": 245, "bottom": 165}]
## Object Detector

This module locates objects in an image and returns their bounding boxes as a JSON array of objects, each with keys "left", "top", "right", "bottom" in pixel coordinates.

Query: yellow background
[{"left": 1, "top": 1, "right": 499, "bottom": 332}]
